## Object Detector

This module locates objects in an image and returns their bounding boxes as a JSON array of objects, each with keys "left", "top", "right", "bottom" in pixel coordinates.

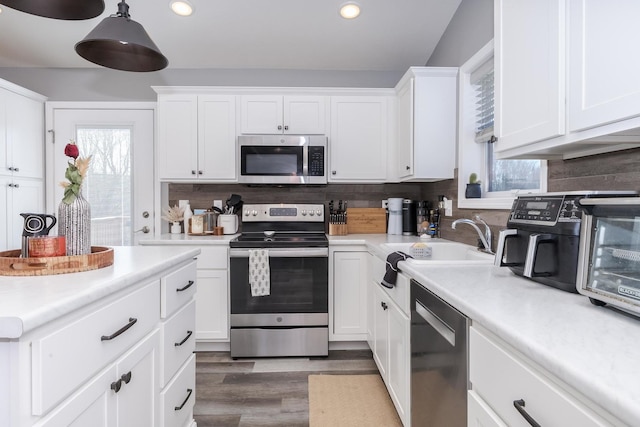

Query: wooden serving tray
[{"left": 0, "top": 246, "right": 114, "bottom": 276}]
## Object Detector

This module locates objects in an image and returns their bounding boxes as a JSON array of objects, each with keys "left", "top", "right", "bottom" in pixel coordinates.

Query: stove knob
[
  {"left": 309, "top": 211, "right": 315, "bottom": 216},
  {"left": 315, "top": 209, "right": 322, "bottom": 216},
  {"left": 301, "top": 210, "right": 307, "bottom": 216},
  {"left": 252, "top": 210, "right": 258, "bottom": 216},
  {"left": 244, "top": 210, "right": 250, "bottom": 216}
]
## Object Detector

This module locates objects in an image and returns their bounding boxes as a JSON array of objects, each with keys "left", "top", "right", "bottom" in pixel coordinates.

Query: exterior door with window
[{"left": 48, "top": 105, "right": 155, "bottom": 245}]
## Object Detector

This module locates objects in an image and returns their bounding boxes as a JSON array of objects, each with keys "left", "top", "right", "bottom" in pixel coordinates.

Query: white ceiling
[{"left": 0, "top": 0, "right": 461, "bottom": 71}]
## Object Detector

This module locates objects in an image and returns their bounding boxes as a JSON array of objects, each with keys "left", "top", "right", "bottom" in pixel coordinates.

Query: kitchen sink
[{"left": 380, "top": 241, "right": 494, "bottom": 264}]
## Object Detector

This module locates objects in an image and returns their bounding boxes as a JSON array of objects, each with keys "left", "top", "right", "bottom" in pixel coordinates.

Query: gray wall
[
  {"left": 0, "top": 68, "right": 403, "bottom": 101},
  {"left": 426, "top": 0, "right": 493, "bottom": 67}
]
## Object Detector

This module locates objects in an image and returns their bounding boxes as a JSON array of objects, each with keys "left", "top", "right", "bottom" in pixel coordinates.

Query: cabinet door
[
  {"left": 467, "top": 390, "right": 508, "bottom": 427},
  {"left": 198, "top": 95, "right": 237, "bottom": 181},
  {"left": 568, "top": 0, "right": 640, "bottom": 131},
  {"left": 195, "top": 269, "right": 229, "bottom": 341},
  {"left": 284, "top": 96, "right": 327, "bottom": 135},
  {"left": 387, "top": 303, "right": 410, "bottom": 424},
  {"left": 0, "top": 89, "right": 8, "bottom": 177},
  {"left": 5, "top": 89, "right": 44, "bottom": 179},
  {"left": 157, "top": 94, "right": 198, "bottom": 180},
  {"left": 240, "top": 95, "right": 283, "bottom": 134},
  {"left": 372, "top": 284, "right": 389, "bottom": 378},
  {"left": 0, "top": 177, "right": 8, "bottom": 251},
  {"left": 329, "top": 96, "right": 388, "bottom": 182},
  {"left": 116, "top": 331, "right": 159, "bottom": 427},
  {"left": 7, "top": 178, "right": 43, "bottom": 250},
  {"left": 34, "top": 365, "right": 116, "bottom": 427},
  {"left": 396, "top": 79, "right": 414, "bottom": 180},
  {"left": 332, "top": 251, "right": 368, "bottom": 338},
  {"left": 494, "top": 0, "right": 565, "bottom": 152}
]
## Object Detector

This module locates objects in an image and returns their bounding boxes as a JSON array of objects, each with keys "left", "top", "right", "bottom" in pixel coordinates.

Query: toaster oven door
[{"left": 577, "top": 198, "right": 640, "bottom": 315}]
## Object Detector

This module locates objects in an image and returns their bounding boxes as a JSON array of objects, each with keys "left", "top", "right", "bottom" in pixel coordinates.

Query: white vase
[{"left": 171, "top": 222, "right": 181, "bottom": 234}]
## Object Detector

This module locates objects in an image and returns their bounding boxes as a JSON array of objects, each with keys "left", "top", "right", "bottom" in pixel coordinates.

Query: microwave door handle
[
  {"left": 494, "top": 229, "right": 519, "bottom": 267},
  {"left": 302, "top": 145, "right": 309, "bottom": 178},
  {"left": 523, "top": 233, "right": 555, "bottom": 278}
]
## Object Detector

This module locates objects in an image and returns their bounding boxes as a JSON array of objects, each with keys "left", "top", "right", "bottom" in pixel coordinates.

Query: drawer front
[
  {"left": 161, "top": 354, "right": 196, "bottom": 427},
  {"left": 196, "top": 246, "right": 228, "bottom": 269},
  {"left": 470, "top": 327, "right": 608, "bottom": 427},
  {"left": 372, "top": 255, "right": 409, "bottom": 315},
  {"left": 161, "top": 299, "right": 196, "bottom": 387},
  {"left": 161, "top": 261, "right": 197, "bottom": 318},
  {"left": 32, "top": 281, "right": 159, "bottom": 415}
]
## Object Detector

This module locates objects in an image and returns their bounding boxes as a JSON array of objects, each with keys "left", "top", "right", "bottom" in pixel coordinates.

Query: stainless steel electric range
[{"left": 229, "top": 203, "right": 329, "bottom": 358}]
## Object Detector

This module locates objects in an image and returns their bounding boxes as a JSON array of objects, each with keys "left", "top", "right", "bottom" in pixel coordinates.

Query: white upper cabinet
[
  {"left": 495, "top": 0, "right": 640, "bottom": 159},
  {"left": 240, "top": 95, "right": 327, "bottom": 134},
  {"left": 329, "top": 96, "right": 390, "bottom": 182},
  {"left": 567, "top": 0, "right": 640, "bottom": 132},
  {"left": 157, "top": 93, "right": 236, "bottom": 181},
  {"left": 494, "top": 0, "right": 565, "bottom": 153},
  {"left": 394, "top": 67, "right": 457, "bottom": 181},
  {"left": 0, "top": 82, "right": 46, "bottom": 180}
]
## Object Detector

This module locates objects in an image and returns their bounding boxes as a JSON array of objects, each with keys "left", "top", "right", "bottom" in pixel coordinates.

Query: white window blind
[{"left": 471, "top": 58, "right": 494, "bottom": 143}]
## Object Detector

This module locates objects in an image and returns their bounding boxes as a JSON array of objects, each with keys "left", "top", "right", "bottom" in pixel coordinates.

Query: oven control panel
[{"left": 242, "top": 203, "right": 325, "bottom": 222}]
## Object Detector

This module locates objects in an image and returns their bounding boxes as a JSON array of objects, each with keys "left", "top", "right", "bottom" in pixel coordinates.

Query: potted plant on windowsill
[{"left": 465, "top": 173, "right": 482, "bottom": 198}]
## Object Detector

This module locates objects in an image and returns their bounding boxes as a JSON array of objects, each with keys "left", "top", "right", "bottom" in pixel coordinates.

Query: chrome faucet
[{"left": 451, "top": 215, "right": 494, "bottom": 254}]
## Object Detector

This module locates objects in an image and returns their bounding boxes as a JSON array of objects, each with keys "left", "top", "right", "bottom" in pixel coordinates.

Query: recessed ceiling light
[
  {"left": 170, "top": 0, "right": 193, "bottom": 17},
  {"left": 339, "top": 2, "right": 360, "bottom": 19}
]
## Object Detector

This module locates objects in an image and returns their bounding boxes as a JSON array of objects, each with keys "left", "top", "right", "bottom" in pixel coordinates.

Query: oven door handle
[{"left": 229, "top": 248, "right": 329, "bottom": 258}]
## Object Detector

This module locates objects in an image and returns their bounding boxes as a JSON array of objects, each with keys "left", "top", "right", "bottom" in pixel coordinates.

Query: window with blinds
[
  {"left": 471, "top": 59, "right": 495, "bottom": 144},
  {"left": 471, "top": 57, "right": 542, "bottom": 193}
]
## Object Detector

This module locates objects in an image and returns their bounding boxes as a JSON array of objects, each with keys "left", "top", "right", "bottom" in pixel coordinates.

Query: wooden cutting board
[{"left": 346, "top": 208, "right": 387, "bottom": 234}]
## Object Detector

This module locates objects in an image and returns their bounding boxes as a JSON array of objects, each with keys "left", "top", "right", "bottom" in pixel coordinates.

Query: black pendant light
[
  {"left": 75, "top": 0, "right": 168, "bottom": 72},
  {"left": 0, "top": 0, "right": 104, "bottom": 20}
]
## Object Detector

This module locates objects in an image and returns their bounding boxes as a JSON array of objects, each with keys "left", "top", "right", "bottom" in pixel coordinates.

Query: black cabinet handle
[
  {"left": 101, "top": 317, "right": 137, "bottom": 341},
  {"left": 175, "top": 330, "right": 193, "bottom": 347},
  {"left": 121, "top": 371, "right": 132, "bottom": 384},
  {"left": 111, "top": 379, "right": 122, "bottom": 393},
  {"left": 176, "top": 280, "right": 195, "bottom": 292},
  {"left": 174, "top": 388, "right": 193, "bottom": 411},
  {"left": 381, "top": 301, "right": 388, "bottom": 310},
  {"left": 513, "top": 399, "right": 541, "bottom": 427}
]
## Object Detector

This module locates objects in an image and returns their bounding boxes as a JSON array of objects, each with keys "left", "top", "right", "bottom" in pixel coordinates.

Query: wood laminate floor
[{"left": 194, "top": 350, "right": 379, "bottom": 427}]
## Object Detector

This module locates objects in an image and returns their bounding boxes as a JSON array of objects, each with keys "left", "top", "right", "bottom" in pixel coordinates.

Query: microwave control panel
[
  {"left": 509, "top": 195, "right": 583, "bottom": 226},
  {"left": 308, "top": 146, "right": 324, "bottom": 177}
]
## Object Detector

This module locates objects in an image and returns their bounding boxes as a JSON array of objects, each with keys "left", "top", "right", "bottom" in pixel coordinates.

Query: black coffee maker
[{"left": 402, "top": 199, "right": 416, "bottom": 236}]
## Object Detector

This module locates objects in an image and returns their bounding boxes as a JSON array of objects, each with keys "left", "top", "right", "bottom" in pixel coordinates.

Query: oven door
[{"left": 229, "top": 247, "right": 329, "bottom": 322}]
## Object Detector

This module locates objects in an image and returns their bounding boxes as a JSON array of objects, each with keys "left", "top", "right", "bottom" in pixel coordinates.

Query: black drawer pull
[
  {"left": 101, "top": 317, "right": 137, "bottom": 341},
  {"left": 111, "top": 379, "right": 122, "bottom": 393},
  {"left": 176, "top": 280, "right": 195, "bottom": 292},
  {"left": 513, "top": 399, "right": 541, "bottom": 427},
  {"left": 175, "top": 330, "right": 193, "bottom": 347},
  {"left": 121, "top": 371, "right": 132, "bottom": 384},
  {"left": 174, "top": 388, "right": 193, "bottom": 411}
]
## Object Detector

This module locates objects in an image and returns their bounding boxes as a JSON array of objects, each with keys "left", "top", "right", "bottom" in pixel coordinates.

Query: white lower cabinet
[
  {"left": 36, "top": 330, "right": 159, "bottom": 427},
  {"left": 331, "top": 249, "right": 368, "bottom": 341},
  {"left": 469, "top": 325, "right": 620, "bottom": 427},
  {"left": 194, "top": 246, "right": 229, "bottom": 342},
  {"left": 369, "top": 254, "right": 410, "bottom": 426},
  {"left": 7, "top": 259, "right": 197, "bottom": 426}
]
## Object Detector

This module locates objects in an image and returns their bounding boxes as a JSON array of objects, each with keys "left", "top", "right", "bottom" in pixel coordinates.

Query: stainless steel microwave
[{"left": 238, "top": 135, "right": 327, "bottom": 185}]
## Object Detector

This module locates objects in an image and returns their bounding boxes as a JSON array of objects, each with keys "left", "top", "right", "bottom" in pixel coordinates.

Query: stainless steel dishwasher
[{"left": 411, "top": 279, "right": 468, "bottom": 426}]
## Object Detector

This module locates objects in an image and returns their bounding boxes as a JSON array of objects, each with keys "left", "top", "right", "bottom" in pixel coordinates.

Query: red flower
[{"left": 64, "top": 143, "right": 79, "bottom": 159}]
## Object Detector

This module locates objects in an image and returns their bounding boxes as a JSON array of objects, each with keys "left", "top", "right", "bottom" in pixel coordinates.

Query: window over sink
[{"left": 457, "top": 40, "right": 547, "bottom": 209}]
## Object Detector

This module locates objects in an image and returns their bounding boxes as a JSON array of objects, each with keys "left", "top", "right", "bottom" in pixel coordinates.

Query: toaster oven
[{"left": 577, "top": 197, "right": 640, "bottom": 316}]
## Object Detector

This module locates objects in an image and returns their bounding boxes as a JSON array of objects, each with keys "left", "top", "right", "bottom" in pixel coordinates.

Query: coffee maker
[{"left": 402, "top": 199, "right": 416, "bottom": 236}]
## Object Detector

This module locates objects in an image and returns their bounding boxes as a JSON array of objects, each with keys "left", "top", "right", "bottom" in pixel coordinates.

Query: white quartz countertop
[
  {"left": 0, "top": 246, "right": 199, "bottom": 339},
  {"left": 362, "top": 236, "right": 640, "bottom": 426},
  {"left": 139, "top": 233, "right": 238, "bottom": 245}
]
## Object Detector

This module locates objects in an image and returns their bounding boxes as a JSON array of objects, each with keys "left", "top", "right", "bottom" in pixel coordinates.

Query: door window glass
[{"left": 76, "top": 127, "right": 132, "bottom": 246}]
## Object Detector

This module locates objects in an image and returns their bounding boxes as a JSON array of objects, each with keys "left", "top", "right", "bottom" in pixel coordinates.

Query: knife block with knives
[{"left": 328, "top": 200, "right": 348, "bottom": 235}]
